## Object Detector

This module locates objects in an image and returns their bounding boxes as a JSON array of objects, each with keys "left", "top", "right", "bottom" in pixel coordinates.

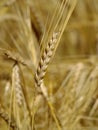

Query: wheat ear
[
  {"left": 0, "top": 103, "right": 17, "bottom": 129},
  {"left": 12, "top": 63, "right": 33, "bottom": 129},
  {"left": 12, "top": 63, "right": 24, "bottom": 106},
  {"left": 34, "top": 0, "right": 77, "bottom": 129},
  {"left": 35, "top": 32, "right": 59, "bottom": 98},
  {"left": 0, "top": 48, "right": 27, "bottom": 66},
  {"left": 34, "top": 0, "right": 78, "bottom": 92}
]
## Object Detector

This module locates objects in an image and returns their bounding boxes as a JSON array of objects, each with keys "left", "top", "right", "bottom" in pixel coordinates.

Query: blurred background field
[{"left": 0, "top": 0, "right": 98, "bottom": 130}]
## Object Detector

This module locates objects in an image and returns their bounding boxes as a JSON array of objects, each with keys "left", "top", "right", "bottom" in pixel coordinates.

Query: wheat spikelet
[{"left": 0, "top": 103, "right": 17, "bottom": 129}]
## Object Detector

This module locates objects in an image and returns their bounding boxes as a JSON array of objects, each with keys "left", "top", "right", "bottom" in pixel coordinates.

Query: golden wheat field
[{"left": 0, "top": 0, "right": 98, "bottom": 130}]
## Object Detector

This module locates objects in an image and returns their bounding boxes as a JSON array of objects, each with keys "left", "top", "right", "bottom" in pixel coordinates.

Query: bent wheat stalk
[{"left": 0, "top": 48, "right": 27, "bottom": 66}]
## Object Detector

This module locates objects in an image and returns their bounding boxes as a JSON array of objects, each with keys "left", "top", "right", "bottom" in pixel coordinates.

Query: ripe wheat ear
[{"left": 34, "top": 0, "right": 77, "bottom": 129}]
